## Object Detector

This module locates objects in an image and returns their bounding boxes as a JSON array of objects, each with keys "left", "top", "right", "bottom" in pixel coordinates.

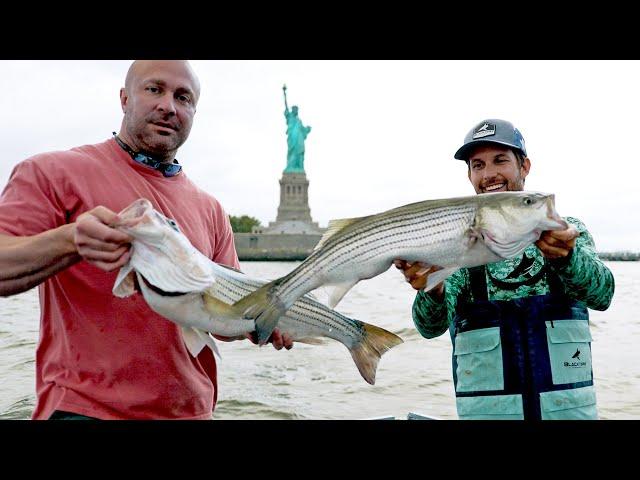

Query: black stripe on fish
[{"left": 139, "top": 275, "right": 189, "bottom": 297}]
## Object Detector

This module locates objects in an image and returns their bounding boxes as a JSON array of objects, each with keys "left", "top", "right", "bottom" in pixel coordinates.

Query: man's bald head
[{"left": 124, "top": 60, "right": 201, "bottom": 104}]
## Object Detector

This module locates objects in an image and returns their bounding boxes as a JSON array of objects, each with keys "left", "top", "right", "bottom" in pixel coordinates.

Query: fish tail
[
  {"left": 348, "top": 323, "right": 404, "bottom": 385},
  {"left": 231, "top": 281, "right": 287, "bottom": 345}
]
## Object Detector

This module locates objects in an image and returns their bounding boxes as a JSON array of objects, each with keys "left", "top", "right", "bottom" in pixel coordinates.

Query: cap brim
[{"left": 454, "top": 140, "right": 525, "bottom": 160}]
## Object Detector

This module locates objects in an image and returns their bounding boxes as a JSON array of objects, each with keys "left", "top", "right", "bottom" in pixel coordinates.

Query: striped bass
[
  {"left": 230, "top": 191, "right": 569, "bottom": 344},
  {"left": 111, "top": 198, "right": 403, "bottom": 385}
]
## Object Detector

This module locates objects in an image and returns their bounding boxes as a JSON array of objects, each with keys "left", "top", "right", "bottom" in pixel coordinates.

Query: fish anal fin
[{"left": 294, "top": 337, "right": 329, "bottom": 346}]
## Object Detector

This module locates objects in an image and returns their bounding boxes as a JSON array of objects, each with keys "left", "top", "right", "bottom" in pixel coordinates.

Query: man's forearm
[
  {"left": 549, "top": 245, "right": 615, "bottom": 311},
  {"left": 412, "top": 289, "right": 450, "bottom": 339},
  {"left": 0, "top": 225, "right": 81, "bottom": 296}
]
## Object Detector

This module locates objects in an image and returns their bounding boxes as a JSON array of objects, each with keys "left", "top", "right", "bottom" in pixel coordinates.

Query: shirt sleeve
[
  {"left": 548, "top": 217, "right": 615, "bottom": 311},
  {"left": 412, "top": 268, "right": 469, "bottom": 339},
  {"left": 0, "top": 156, "right": 68, "bottom": 236}
]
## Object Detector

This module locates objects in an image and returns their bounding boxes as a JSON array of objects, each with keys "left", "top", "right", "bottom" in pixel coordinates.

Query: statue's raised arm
[{"left": 283, "top": 84, "right": 289, "bottom": 113}]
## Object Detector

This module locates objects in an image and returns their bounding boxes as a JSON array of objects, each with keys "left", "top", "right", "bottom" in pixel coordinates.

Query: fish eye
[
  {"left": 165, "top": 218, "right": 180, "bottom": 232},
  {"left": 523, "top": 197, "right": 535, "bottom": 206}
]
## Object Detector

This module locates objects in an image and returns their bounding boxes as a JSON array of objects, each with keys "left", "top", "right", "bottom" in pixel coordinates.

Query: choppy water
[{"left": 1, "top": 262, "right": 638, "bottom": 420}]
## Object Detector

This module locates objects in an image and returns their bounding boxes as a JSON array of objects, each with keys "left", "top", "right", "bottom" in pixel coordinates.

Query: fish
[
  {"left": 111, "top": 198, "right": 403, "bottom": 385},
  {"left": 230, "top": 191, "right": 569, "bottom": 344}
]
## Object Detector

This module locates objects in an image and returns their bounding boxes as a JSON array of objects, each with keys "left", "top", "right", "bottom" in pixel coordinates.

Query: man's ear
[
  {"left": 120, "top": 88, "right": 128, "bottom": 113},
  {"left": 521, "top": 156, "right": 531, "bottom": 179}
]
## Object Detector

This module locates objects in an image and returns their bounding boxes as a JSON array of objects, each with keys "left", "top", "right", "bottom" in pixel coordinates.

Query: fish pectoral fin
[
  {"left": 229, "top": 281, "right": 285, "bottom": 346},
  {"left": 181, "top": 326, "right": 221, "bottom": 359},
  {"left": 112, "top": 262, "right": 136, "bottom": 298},
  {"left": 423, "top": 267, "right": 456, "bottom": 293},
  {"left": 202, "top": 293, "right": 239, "bottom": 320},
  {"left": 326, "top": 279, "right": 359, "bottom": 309}
]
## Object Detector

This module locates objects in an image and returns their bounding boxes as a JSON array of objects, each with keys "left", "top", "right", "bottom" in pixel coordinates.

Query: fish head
[
  {"left": 116, "top": 198, "right": 179, "bottom": 245},
  {"left": 475, "top": 191, "right": 569, "bottom": 259},
  {"left": 112, "top": 198, "right": 216, "bottom": 296}
]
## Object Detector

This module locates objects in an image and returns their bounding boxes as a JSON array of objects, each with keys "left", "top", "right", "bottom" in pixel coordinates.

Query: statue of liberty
[{"left": 283, "top": 84, "right": 311, "bottom": 173}]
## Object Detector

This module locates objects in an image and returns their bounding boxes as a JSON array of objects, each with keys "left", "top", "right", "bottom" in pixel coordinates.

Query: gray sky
[{"left": 1, "top": 60, "right": 638, "bottom": 251}]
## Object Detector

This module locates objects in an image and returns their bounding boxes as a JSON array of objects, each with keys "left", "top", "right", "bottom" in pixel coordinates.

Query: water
[{"left": 1, "top": 262, "right": 638, "bottom": 420}]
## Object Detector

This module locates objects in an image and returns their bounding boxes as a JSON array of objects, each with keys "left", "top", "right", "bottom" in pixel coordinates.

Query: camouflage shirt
[{"left": 412, "top": 217, "right": 615, "bottom": 339}]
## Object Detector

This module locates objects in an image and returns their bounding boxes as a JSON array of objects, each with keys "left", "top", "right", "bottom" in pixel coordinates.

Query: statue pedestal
[{"left": 261, "top": 172, "right": 323, "bottom": 234}]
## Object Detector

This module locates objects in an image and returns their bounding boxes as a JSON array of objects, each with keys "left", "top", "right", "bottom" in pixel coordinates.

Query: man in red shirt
[{"left": 0, "top": 60, "right": 293, "bottom": 420}]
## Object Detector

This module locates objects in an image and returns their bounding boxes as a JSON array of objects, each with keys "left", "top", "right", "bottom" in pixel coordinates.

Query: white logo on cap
[{"left": 472, "top": 123, "right": 496, "bottom": 139}]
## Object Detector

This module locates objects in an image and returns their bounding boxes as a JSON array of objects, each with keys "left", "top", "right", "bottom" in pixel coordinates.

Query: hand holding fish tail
[
  {"left": 246, "top": 329, "right": 294, "bottom": 350},
  {"left": 74, "top": 206, "right": 133, "bottom": 271},
  {"left": 535, "top": 225, "right": 579, "bottom": 259}
]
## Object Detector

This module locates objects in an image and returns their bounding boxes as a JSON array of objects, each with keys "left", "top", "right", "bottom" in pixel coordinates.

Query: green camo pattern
[{"left": 412, "top": 217, "right": 615, "bottom": 339}]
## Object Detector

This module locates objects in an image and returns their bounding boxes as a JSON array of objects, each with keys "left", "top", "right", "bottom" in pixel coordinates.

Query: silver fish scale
[
  {"left": 212, "top": 273, "right": 364, "bottom": 341},
  {"left": 279, "top": 203, "right": 477, "bottom": 300},
  {"left": 325, "top": 209, "right": 476, "bottom": 271}
]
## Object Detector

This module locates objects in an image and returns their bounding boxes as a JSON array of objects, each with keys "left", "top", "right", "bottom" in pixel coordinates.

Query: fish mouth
[
  {"left": 543, "top": 196, "right": 569, "bottom": 231},
  {"left": 116, "top": 198, "right": 153, "bottom": 226}
]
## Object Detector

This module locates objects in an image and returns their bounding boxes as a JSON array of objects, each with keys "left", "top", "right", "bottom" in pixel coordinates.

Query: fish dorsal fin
[
  {"left": 314, "top": 216, "right": 369, "bottom": 251},
  {"left": 216, "top": 263, "right": 245, "bottom": 275}
]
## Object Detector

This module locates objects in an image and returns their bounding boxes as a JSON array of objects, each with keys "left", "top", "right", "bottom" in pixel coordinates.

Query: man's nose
[
  {"left": 482, "top": 167, "right": 495, "bottom": 181},
  {"left": 157, "top": 94, "right": 176, "bottom": 115}
]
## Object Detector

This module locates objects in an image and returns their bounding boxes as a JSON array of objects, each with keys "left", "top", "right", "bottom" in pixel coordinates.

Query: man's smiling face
[{"left": 467, "top": 144, "right": 531, "bottom": 194}]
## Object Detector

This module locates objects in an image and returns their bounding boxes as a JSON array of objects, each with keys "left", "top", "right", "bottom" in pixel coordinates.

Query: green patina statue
[{"left": 283, "top": 84, "right": 311, "bottom": 173}]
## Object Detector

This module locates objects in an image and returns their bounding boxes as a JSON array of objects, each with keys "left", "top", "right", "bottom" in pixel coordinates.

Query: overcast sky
[{"left": 1, "top": 60, "right": 638, "bottom": 251}]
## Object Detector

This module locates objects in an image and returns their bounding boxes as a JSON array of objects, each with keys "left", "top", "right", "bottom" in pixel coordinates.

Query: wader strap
[
  {"left": 544, "top": 260, "right": 566, "bottom": 297},
  {"left": 468, "top": 266, "right": 488, "bottom": 302}
]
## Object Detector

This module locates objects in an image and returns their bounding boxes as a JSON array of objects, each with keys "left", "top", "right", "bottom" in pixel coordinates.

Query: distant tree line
[
  {"left": 229, "top": 215, "right": 262, "bottom": 233},
  {"left": 597, "top": 251, "right": 640, "bottom": 261}
]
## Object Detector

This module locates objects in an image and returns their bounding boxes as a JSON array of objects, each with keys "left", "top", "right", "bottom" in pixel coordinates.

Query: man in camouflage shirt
[{"left": 396, "top": 119, "right": 614, "bottom": 420}]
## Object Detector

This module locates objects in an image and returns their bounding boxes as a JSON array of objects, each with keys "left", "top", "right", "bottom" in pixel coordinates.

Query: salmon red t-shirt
[{"left": 0, "top": 138, "right": 240, "bottom": 419}]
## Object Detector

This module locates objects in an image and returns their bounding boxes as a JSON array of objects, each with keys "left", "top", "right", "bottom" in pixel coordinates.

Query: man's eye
[
  {"left": 178, "top": 94, "right": 191, "bottom": 103},
  {"left": 146, "top": 86, "right": 159, "bottom": 93}
]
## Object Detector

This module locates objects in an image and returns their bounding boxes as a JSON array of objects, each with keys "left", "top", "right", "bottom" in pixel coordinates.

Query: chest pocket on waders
[
  {"left": 545, "top": 320, "right": 593, "bottom": 385},
  {"left": 454, "top": 327, "right": 504, "bottom": 392}
]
